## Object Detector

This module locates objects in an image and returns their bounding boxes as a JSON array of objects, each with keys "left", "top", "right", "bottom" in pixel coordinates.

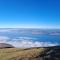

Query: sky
[{"left": 0, "top": 0, "right": 60, "bottom": 28}]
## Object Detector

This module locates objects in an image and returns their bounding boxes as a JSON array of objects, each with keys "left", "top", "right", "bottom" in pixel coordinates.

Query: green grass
[{"left": 0, "top": 48, "right": 45, "bottom": 60}]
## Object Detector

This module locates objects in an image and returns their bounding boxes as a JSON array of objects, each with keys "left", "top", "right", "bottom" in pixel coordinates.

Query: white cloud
[
  {"left": 0, "top": 29, "right": 11, "bottom": 32},
  {"left": 0, "top": 36, "right": 10, "bottom": 43},
  {"left": 0, "top": 28, "right": 19, "bottom": 32},
  {"left": 0, "top": 36, "right": 58, "bottom": 48},
  {"left": 9, "top": 40, "right": 58, "bottom": 48}
]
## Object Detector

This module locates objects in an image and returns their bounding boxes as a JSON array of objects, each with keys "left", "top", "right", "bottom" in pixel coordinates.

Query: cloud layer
[
  {"left": 0, "top": 36, "right": 58, "bottom": 48},
  {"left": 9, "top": 40, "right": 58, "bottom": 48}
]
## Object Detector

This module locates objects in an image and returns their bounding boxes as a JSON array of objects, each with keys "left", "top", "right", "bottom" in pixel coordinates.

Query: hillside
[
  {"left": 0, "top": 46, "right": 60, "bottom": 60},
  {"left": 0, "top": 43, "right": 14, "bottom": 48}
]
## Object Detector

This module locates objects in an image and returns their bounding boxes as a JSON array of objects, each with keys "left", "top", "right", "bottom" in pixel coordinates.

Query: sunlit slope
[
  {"left": 0, "top": 48, "right": 45, "bottom": 60},
  {"left": 0, "top": 46, "right": 60, "bottom": 60}
]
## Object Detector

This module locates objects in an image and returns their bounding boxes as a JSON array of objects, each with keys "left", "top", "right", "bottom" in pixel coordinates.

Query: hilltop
[
  {"left": 0, "top": 43, "right": 14, "bottom": 48},
  {"left": 0, "top": 45, "right": 60, "bottom": 60}
]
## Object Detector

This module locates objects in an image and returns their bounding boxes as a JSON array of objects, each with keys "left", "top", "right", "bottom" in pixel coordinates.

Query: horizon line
[{"left": 0, "top": 27, "right": 60, "bottom": 29}]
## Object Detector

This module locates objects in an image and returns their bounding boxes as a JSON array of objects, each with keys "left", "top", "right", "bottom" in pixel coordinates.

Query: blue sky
[{"left": 0, "top": 0, "right": 60, "bottom": 28}]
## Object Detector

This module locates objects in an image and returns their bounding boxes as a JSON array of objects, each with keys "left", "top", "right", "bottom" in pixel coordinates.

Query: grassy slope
[{"left": 0, "top": 48, "right": 45, "bottom": 60}]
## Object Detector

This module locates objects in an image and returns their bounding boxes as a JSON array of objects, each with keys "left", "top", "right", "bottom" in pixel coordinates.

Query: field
[{"left": 0, "top": 48, "right": 45, "bottom": 60}]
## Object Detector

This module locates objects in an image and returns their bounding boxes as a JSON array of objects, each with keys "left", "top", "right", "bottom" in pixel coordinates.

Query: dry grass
[{"left": 0, "top": 48, "right": 45, "bottom": 60}]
